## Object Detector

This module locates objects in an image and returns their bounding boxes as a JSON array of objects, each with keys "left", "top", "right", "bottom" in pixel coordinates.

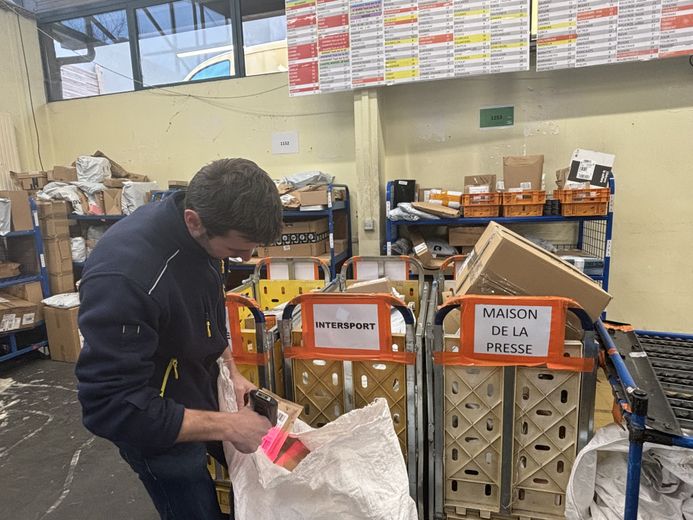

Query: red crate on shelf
[{"left": 554, "top": 188, "right": 610, "bottom": 217}]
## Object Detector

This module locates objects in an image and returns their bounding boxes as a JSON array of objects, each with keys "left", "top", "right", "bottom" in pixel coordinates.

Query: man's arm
[{"left": 176, "top": 408, "right": 271, "bottom": 453}]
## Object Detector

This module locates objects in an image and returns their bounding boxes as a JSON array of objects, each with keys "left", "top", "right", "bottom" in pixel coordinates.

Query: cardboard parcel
[{"left": 455, "top": 222, "right": 611, "bottom": 322}]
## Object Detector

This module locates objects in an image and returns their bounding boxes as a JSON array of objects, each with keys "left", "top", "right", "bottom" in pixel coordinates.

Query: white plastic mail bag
[
  {"left": 566, "top": 424, "right": 693, "bottom": 520},
  {"left": 218, "top": 363, "right": 418, "bottom": 520}
]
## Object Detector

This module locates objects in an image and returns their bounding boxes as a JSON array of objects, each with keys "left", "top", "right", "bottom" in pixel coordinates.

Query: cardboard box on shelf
[
  {"left": 276, "top": 219, "right": 329, "bottom": 243},
  {"left": 345, "top": 277, "right": 393, "bottom": 294},
  {"left": 4, "top": 282, "right": 44, "bottom": 322},
  {"left": 449, "top": 227, "right": 485, "bottom": 247},
  {"left": 36, "top": 200, "right": 70, "bottom": 219},
  {"left": 6, "top": 236, "right": 38, "bottom": 274},
  {"left": 97, "top": 188, "right": 123, "bottom": 215},
  {"left": 259, "top": 240, "right": 327, "bottom": 258},
  {"left": 412, "top": 201, "right": 460, "bottom": 218},
  {"left": 103, "top": 178, "right": 127, "bottom": 188},
  {"left": 40, "top": 217, "right": 70, "bottom": 239},
  {"left": 45, "top": 238, "right": 73, "bottom": 273},
  {"left": 10, "top": 171, "right": 48, "bottom": 191},
  {"left": 49, "top": 166, "right": 78, "bottom": 182},
  {"left": 408, "top": 227, "right": 445, "bottom": 270},
  {"left": 392, "top": 180, "right": 417, "bottom": 206},
  {"left": 464, "top": 175, "right": 497, "bottom": 194},
  {"left": 295, "top": 187, "right": 346, "bottom": 207},
  {"left": 429, "top": 189, "right": 463, "bottom": 209},
  {"left": 503, "top": 155, "right": 544, "bottom": 190},
  {"left": 0, "top": 262, "right": 21, "bottom": 278},
  {"left": 44, "top": 305, "right": 81, "bottom": 362},
  {"left": 455, "top": 222, "right": 611, "bottom": 321},
  {"left": 417, "top": 187, "right": 438, "bottom": 203},
  {"left": 49, "top": 272, "right": 75, "bottom": 295},
  {"left": 0, "top": 190, "right": 32, "bottom": 231},
  {"left": 0, "top": 295, "right": 38, "bottom": 332},
  {"left": 333, "top": 238, "right": 349, "bottom": 256}
]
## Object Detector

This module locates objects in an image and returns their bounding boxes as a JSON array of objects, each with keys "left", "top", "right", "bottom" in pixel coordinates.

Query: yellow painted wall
[
  {"left": 382, "top": 57, "right": 693, "bottom": 331},
  {"left": 0, "top": 8, "right": 50, "bottom": 171},
  {"left": 44, "top": 75, "right": 356, "bottom": 190}
]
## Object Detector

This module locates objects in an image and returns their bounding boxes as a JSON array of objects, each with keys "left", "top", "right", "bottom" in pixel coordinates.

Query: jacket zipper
[{"left": 207, "top": 259, "right": 224, "bottom": 338}]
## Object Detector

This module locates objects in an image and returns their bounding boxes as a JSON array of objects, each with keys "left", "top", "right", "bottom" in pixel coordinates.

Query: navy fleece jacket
[{"left": 75, "top": 193, "right": 228, "bottom": 452}]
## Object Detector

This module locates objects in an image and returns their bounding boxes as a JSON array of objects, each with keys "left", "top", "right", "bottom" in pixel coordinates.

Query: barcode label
[{"left": 276, "top": 409, "right": 289, "bottom": 428}]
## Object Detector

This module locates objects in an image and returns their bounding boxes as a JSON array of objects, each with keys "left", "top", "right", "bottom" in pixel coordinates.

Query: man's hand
[
  {"left": 228, "top": 362, "right": 257, "bottom": 410},
  {"left": 228, "top": 407, "right": 273, "bottom": 453}
]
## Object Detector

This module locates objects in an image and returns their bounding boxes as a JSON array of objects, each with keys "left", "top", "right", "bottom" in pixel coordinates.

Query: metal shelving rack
[
  {"left": 69, "top": 213, "right": 126, "bottom": 275},
  {"left": 228, "top": 183, "right": 353, "bottom": 280},
  {"left": 0, "top": 198, "right": 51, "bottom": 364},
  {"left": 385, "top": 177, "right": 615, "bottom": 290}
]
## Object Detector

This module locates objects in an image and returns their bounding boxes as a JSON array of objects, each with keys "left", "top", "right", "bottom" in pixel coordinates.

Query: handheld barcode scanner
[{"left": 245, "top": 389, "right": 278, "bottom": 427}]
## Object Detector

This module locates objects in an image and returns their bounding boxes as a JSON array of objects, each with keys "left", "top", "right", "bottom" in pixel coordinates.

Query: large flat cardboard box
[
  {"left": 412, "top": 201, "right": 460, "bottom": 218},
  {"left": 49, "top": 272, "right": 75, "bottom": 295},
  {"left": 0, "top": 190, "right": 32, "bottom": 231},
  {"left": 0, "top": 294, "right": 38, "bottom": 332},
  {"left": 449, "top": 227, "right": 485, "bottom": 247},
  {"left": 45, "top": 238, "right": 72, "bottom": 273},
  {"left": 45, "top": 305, "right": 82, "bottom": 362},
  {"left": 455, "top": 222, "right": 611, "bottom": 320},
  {"left": 295, "top": 187, "right": 346, "bottom": 207},
  {"left": 503, "top": 155, "right": 544, "bottom": 190},
  {"left": 4, "top": 282, "right": 44, "bottom": 322},
  {"left": 263, "top": 219, "right": 329, "bottom": 257},
  {"left": 49, "top": 166, "right": 78, "bottom": 182}
]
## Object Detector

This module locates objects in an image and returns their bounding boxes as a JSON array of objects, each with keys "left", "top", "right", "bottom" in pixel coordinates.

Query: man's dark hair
[{"left": 185, "top": 158, "right": 282, "bottom": 244}]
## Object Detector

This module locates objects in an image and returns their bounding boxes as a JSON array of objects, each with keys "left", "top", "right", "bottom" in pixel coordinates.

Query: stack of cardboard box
[
  {"left": 37, "top": 200, "right": 75, "bottom": 294},
  {"left": 44, "top": 303, "right": 82, "bottom": 363}
]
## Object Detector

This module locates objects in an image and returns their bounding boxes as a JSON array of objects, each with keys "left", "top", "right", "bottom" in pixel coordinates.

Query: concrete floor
[{"left": 0, "top": 354, "right": 158, "bottom": 520}]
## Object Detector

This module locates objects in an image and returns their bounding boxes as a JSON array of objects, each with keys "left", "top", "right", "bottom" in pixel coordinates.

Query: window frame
[{"left": 38, "top": 0, "right": 263, "bottom": 101}]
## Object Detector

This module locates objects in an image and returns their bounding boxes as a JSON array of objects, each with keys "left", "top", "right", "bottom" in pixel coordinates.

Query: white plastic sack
[
  {"left": 281, "top": 171, "right": 334, "bottom": 189},
  {"left": 42, "top": 292, "right": 79, "bottom": 308},
  {"left": 388, "top": 202, "right": 439, "bottom": 222},
  {"left": 566, "top": 424, "right": 693, "bottom": 520},
  {"left": 71, "top": 237, "right": 87, "bottom": 262},
  {"left": 218, "top": 363, "right": 417, "bottom": 520},
  {"left": 76, "top": 156, "right": 111, "bottom": 183},
  {"left": 0, "top": 198, "right": 11, "bottom": 235},
  {"left": 86, "top": 225, "right": 108, "bottom": 255},
  {"left": 38, "top": 182, "right": 85, "bottom": 214},
  {"left": 122, "top": 181, "right": 159, "bottom": 215}
]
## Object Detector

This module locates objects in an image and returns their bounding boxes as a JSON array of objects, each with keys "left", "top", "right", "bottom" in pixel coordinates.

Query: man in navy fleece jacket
[{"left": 75, "top": 158, "right": 283, "bottom": 519}]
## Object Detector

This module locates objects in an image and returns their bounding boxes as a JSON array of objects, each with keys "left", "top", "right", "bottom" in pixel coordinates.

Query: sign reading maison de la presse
[{"left": 473, "top": 304, "right": 552, "bottom": 357}]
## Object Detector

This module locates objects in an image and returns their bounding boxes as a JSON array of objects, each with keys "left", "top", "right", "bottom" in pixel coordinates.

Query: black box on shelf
[{"left": 392, "top": 180, "right": 416, "bottom": 207}]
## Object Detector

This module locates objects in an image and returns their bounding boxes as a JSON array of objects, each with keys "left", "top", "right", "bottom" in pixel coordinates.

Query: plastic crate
[
  {"left": 560, "top": 201, "right": 608, "bottom": 217},
  {"left": 501, "top": 204, "right": 543, "bottom": 217},
  {"left": 511, "top": 341, "right": 583, "bottom": 519},
  {"left": 553, "top": 188, "right": 609, "bottom": 204},
  {"left": 444, "top": 359, "right": 504, "bottom": 516},
  {"left": 554, "top": 188, "right": 609, "bottom": 217},
  {"left": 501, "top": 191, "right": 547, "bottom": 206},
  {"left": 463, "top": 193, "right": 502, "bottom": 207},
  {"left": 464, "top": 205, "right": 501, "bottom": 218}
]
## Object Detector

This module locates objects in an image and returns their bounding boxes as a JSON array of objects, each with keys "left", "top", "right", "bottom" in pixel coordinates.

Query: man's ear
[{"left": 184, "top": 209, "right": 206, "bottom": 238}]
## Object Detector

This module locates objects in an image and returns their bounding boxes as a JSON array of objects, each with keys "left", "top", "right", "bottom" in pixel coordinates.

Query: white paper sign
[
  {"left": 313, "top": 303, "right": 379, "bottom": 350},
  {"left": 271, "top": 131, "right": 299, "bottom": 154},
  {"left": 384, "top": 262, "right": 407, "bottom": 281},
  {"left": 355, "top": 261, "right": 380, "bottom": 281},
  {"left": 473, "top": 304, "right": 552, "bottom": 357}
]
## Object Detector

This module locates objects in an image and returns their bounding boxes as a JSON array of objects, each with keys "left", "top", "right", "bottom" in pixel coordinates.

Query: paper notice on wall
[
  {"left": 313, "top": 303, "right": 380, "bottom": 350},
  {"left": 473, "top": 304, "right": 552, "bottom": 357}
]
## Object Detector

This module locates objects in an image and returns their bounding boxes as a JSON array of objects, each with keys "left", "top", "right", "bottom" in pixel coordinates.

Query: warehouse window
[
  {"left": 240, "top": 0, "right": 287, "bottom": 77},
  {"left": 40, "top": 10, "right": 134, "bottom": 100},
  {"left": 135, "top": 0, "right": 236, "bottom": 85}
]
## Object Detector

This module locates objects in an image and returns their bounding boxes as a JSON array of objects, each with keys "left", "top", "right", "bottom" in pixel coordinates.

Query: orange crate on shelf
[
  {"left": 554, "top": 188, "right": 609, "bottom": 204},
  {"left": 463, "top": 192, "right": 502, "bottom": 207},
  {"left": 464, "top": 204, "right": 500, "bottom": 218},
  {"left": 554, "top": 188, "right": 610, "bottom": 216},
  {"left": 501, "top": 190, "right": 547, "bottom": 206},
  {"left": 561, "top": 201, "right": 608, "bottom": 217},
  {"left": 502, "top": 204, "right": 543, "bottom": 217},
  {"left": 462, "top": 192, "right": 501, "bottom": 218}
]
